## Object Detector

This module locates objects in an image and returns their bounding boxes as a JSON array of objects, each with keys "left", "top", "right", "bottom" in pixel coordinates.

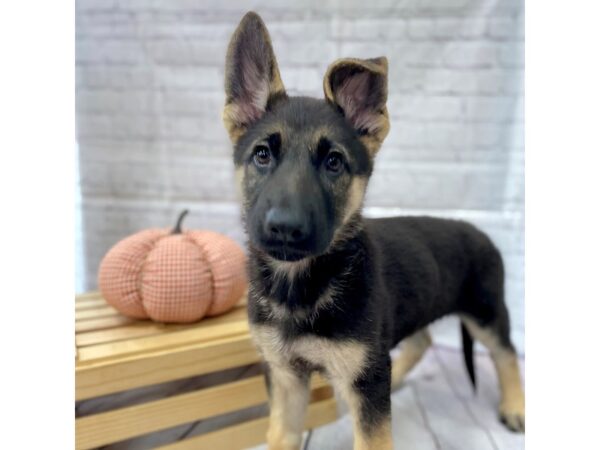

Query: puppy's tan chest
[{"left": 250, "top": 324, "right": 368, "bottom": 381}]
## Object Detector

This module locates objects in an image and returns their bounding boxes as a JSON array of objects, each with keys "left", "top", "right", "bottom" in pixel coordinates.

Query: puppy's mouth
[{"left": 258, "top": 242, "right": 312, "bottom": 262}]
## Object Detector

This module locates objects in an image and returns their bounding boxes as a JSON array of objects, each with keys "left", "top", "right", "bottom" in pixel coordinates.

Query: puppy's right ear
[
  {"left": 323, "top": 57, "right": 390, "bottom": 155},
  {"left": 223, "top": 12, "right": 286, "bottom": 143}
]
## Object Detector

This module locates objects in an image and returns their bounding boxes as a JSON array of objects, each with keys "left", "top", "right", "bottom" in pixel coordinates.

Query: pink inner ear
[
  {"left": 233, "top": 55, "right": 271, "bottom": 125},
  {"left": 335, "top": 71, "right": 382, "bottom": 133}
]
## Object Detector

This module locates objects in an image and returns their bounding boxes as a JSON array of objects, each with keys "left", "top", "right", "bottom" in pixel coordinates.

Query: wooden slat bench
[{"left": 75, "top": 292, "right": 338, "bottom": 449}]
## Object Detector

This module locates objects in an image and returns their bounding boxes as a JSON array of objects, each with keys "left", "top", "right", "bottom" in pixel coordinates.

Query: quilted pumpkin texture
[{"left": 98, "top": 210, "right": 247, "bottom": 323}]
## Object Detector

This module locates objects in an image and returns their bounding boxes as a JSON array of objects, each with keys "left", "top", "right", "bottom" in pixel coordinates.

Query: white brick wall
[{"left": 76, "top": 0, "right": 524, "bottom": 352}]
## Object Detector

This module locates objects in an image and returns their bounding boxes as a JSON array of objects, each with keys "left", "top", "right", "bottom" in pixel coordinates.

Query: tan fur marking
[
  {"left": 266, "top": 364, "right": 309, "bottom": 450},
  {"left": 325, "top": 176, "right": 368, "bottom": 251},
  {"left": 267, "top": 257, "right": 312, "bottom": 281},
  {"left": 270, "top": 74, "right": 285, "bottom": 100},
  {"left": 252, "top": 325, "right": 368, "bottom": 380},
  {"left": 311, "top": 127, "right": 334, "bottom": 145},
  {"left": 391, "top": 328, "right": 432, "bottom": 389},
  {"left": 234, "top": 166, "right": 245, "bottom": 201},
  {"left": 343, "top": 176, "right": 367, "bottom": 224},
  {"left": 256, "top": 286, "right": 338, "bottom": 324},
  {"left": 222, "top": 106, "right": 247, "bottom": 144},
  {"left": 461, "top": 316, "right": 525, "bottom": 431},
  {"left": 251, "top": 327, "right": 308, "bottom": 450},
  {"left": 354, "top": 421, "right": 393, "bottom": 450},
  {"left": 358, "top": 106, "right": 390, "bottom": 155}
]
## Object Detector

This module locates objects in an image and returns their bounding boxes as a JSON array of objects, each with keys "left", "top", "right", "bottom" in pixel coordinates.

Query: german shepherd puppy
[{"left": 223, "top": 12, "right": 525, "bottom": 450}]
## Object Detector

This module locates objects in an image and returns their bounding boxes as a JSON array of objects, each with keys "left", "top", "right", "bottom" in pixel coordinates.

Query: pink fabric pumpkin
[{"left": 98, "top": 210, "right": 247, "bottom": 323}]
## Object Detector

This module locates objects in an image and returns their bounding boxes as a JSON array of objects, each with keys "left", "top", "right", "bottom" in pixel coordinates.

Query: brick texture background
[{"left": 75, "top": 0, "right": 524, "bottom": 352}]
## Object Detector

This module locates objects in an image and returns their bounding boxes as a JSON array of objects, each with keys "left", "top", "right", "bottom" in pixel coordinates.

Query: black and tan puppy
[{"left": 223, "top": 12, "right": 525, "bottom": 450}]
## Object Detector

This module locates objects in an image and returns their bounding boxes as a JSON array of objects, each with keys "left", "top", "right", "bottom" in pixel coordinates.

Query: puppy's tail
[{"left": 461, "top": 322, "right": 477, "bottom": 392}]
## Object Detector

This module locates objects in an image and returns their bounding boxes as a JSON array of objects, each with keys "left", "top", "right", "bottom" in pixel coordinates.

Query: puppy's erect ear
[
  {"left": 223, "top": 12, "right": 286, "bottom": 143},
  {"left": 323, "top": 57, "right": 390, "bottom": 155}
]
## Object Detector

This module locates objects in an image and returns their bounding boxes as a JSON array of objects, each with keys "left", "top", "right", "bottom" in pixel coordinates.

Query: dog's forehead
[{"left": 267, "top": 97, "right": 353, "bottom": 141}]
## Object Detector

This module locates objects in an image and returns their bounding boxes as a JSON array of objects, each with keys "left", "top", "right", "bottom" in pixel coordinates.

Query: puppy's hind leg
[
  {"left": 464, "top": 237, "right": 525, "bottom": 432},
  {"left": 462, "top": 316, "right": 525, "bottom": 432},
  {"left": 391, "top": 328, "right": 432, "bottom": 389}
]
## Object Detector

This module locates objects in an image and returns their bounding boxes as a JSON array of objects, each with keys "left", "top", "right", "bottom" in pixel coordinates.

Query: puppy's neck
[{"left": 266, "top": 256, "right": 313, "bottom": 282}]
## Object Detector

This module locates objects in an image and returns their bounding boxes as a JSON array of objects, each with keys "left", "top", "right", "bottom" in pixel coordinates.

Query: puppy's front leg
[
  {"left": 340, "top": 356, "right": 394, "bottom": 450},
  {"left": 265, "top": 363, "right": 310, "bottom": 450}
]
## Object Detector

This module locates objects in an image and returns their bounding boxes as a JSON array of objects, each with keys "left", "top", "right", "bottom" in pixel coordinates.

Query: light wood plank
[
  {"left": 75, "top": 298, "right": 109, "bottom": 311},
  {"left": 76, "top": 374, "right": 331, "bottom": 449},
  {"left": 75, "top": 315, "right": 135, "bottom": 333},
  {"left": 75, "top": 292, "right": 247, "bottom": 304},
  {"left": 156, "top": 397, "right": 338, "bottom": 450},
  {"left": 76, "top": 291, "right": 103, "bottom": 302},
  {"left": 77, "top": 318, "right": 249, "bottom": 362},
  {"left": 76, "top": 305, "right": 247, "bottom": 347},
  {"left": 76, "top": 304, "right": 121, "bottom": 321},
  {"left": 76, "top": 321, "right": 174, "bottom": 347},
  {"left": 76, "top": 375, "right": 267, "bottom": 449},
  {"left": 75, "top": 334, "right": 260, "bottom": 400}
]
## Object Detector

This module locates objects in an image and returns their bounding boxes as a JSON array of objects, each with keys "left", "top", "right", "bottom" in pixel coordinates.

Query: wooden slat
[
  {"left": 77, "top": 321, "right": 178, "bottom": 347},
  {"left": 77, "top": 318, "right": 248, "bottom": 363},
  {"left": 76, "top": 375, "right": 267, "bottom": 449},
  {"left": 75, "top": 315, "right": 135, "bottom": 333},
  {"left": 76, "top": 292, "right": 103, "bottom": 302},
  {"left": 76, "top": 374, "right": 331, "bottom": 449},
  {"left": 76, "top": 334, "right": 260, "bottom": 400},
  {"left": 76, "top": 306, "right": 247, "bottom": 347},
  {"left": 76, "top": 305, "right": 121, "bottom": 321},
  {"left": 75, "top": 298, "right": 109, "bottom": 311},
  {"left": 76, "top": 292, "right": 247, "bottom": 305},
  {"left": 157, "top": 397, "right": 338, "bottom": 450}
]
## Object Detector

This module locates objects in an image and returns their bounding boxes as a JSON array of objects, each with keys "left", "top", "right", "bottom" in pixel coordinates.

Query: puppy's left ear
[
  {"left": 323, "top": 57, "right": 390, "bottom": 155},
  {"left": 223, "top": 12, "right": 286, "bottom": 143}
]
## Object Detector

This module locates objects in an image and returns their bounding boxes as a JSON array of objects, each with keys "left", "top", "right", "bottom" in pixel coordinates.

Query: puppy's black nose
[{"left": 264, "top": 207, "right": 309, "bottom": 244}]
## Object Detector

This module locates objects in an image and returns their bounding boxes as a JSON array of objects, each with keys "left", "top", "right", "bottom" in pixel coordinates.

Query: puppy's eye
[
  {"left": 253, "top": 145, "right": 272, "bottom": 167},
  {"left": 325, "top": 152, "right": 344, "bottom": 173}
]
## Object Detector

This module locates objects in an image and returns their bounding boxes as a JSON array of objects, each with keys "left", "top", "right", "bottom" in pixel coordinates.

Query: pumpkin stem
[{"left": 172, "top": 209, "right": 189, "bottom": 234}]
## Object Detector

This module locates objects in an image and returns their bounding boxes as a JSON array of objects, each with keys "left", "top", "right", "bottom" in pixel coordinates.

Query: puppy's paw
[
  {"left": 266, "top": 429, "right": 302, "bottom": 450},
  {"left": 499, "top": 402, "right": 525, "bottom": 433}
]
